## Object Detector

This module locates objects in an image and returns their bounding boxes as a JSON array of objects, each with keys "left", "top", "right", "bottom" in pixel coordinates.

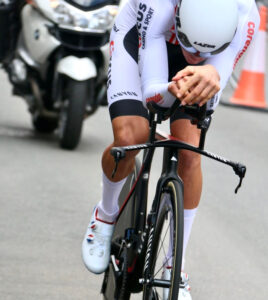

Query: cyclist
[{"left": 82, "top": 0, "right": 259, "bottom": 298}]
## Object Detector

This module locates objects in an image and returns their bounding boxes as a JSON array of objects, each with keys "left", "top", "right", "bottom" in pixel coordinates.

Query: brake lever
[
  {"left": 232, "top": 163, "right": 246, "bottom": 193},
  {"left": 110, "top": 148, "right": 126, "bottom": 178}
]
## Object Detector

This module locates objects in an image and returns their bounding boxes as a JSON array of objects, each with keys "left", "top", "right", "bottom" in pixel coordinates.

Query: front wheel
[
  {"left": 58, "top": 79, "right": 90, "bottom": 150},
  {"left": 142, "top": 180, "right": 184, "bottom": 300}
]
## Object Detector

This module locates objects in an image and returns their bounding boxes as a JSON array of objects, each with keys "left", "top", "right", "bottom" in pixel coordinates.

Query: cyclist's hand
[{"left": 168, "top": 64, "right": 220, "bottom": 106}]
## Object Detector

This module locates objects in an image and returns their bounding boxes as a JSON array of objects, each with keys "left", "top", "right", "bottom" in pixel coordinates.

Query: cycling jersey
[{"left": 108, "top": 0, "right": 260, "bottom": 114}]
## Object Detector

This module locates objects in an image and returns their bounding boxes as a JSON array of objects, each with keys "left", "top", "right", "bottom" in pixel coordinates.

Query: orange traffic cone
[{"left": 229, "top": 5, "right": 267, "bottom": 110}]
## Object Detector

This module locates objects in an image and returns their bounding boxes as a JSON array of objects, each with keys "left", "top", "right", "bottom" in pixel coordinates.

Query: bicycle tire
[
  {"left": 142, "top": 180, "right": 184, "bottom": 300},
  {"left": 102, "top": 158, "right": 141, "bottom": 300}
]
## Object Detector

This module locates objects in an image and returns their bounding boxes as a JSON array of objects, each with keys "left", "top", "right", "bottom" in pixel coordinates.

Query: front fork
[{"left": 141, "top": 148, "right": 179, "bottom": 287}]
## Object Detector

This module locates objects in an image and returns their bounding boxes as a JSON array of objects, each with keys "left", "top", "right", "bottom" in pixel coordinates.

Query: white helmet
[{"left": 175, "top": 0, "right": 239, "bottom": 58}]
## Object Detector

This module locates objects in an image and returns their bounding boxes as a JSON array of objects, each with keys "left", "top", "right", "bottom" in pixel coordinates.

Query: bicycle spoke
[
  {"left": 154, "top": 227, "right": 171, "bottom": 277},
  {"left": 154, "top": 207, "right": 174, "bottom": 278},
  {"left": 156, "top": 220, "right": 170, "bottom": 260}
]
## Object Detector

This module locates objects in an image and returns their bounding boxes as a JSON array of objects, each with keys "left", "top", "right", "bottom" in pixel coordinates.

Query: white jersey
[{"left": 108, "top": 0, "right": 260, "bottom": 112}]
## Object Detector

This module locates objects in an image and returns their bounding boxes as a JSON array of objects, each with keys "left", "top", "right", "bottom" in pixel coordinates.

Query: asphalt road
[{"left": 0, "top": 68, "right": 267, "bottom": 300}]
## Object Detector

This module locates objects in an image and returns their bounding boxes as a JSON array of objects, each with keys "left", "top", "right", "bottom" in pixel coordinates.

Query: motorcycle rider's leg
[
  {"left": 170, "top": 118, "right": 201, "bottom": 269},
  {"left": 97, "top": 115, "right": 150, "bottom": 221}
]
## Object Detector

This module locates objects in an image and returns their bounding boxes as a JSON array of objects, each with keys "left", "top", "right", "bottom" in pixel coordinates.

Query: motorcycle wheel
[
  {"left": 58, "top": 79, "right": 89, "bottom": 150},
  {"left": 32, "top": 116, "right": 58, "bottom": 133}
]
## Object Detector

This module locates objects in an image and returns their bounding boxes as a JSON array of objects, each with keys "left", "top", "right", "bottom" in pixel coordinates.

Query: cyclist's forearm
[{"left": 142, "top": 82, "right": 176, "bottom": 108}]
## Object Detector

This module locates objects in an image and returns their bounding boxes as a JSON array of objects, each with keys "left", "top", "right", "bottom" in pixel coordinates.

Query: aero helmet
[{"left": 175, "top": 0, "right": 239, "bottom": 58}]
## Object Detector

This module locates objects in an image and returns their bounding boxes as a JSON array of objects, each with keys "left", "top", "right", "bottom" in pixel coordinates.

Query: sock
[
  {"left": 182, "top": 208, "right": 198, "bottom": 270},
  {"left": 97, "top": 172, "right": 127, "bottom": 223},
  {"left": 165, "top": 207, "right": 198, "bottom": 270}
]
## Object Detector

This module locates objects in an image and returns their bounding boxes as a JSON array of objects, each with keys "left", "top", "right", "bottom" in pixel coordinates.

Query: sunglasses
[{"left": 175, "top": 26, "right": 231, "bottom": 58}]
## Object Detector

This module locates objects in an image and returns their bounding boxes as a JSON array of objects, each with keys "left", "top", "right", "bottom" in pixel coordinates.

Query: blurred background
[{"left": 0, "top": 0, "right": 267, "bottom": 300}]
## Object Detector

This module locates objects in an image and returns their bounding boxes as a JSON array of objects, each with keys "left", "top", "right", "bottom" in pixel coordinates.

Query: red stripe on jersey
[{"left": 169, "top": 33, "right": 176, "bottom": 43}]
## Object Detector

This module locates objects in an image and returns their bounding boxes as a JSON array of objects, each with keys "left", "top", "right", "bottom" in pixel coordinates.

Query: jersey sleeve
[
  {"left": 205, "top": 0, "right": 260, "bottom": 110},
  {"left": 137, "top": 0, "right": 177, "bottom": 108}
]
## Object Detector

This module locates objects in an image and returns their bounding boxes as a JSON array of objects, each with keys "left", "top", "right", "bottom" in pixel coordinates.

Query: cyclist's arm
[
  {"left": 137, "top": 0, "right": 177, "bottom": 108},
  {"left": 203, "top": 0, "right": 260, "bottom": 110}
]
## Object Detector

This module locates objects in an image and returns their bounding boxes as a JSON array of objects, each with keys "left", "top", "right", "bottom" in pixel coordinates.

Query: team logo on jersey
[
  {"left": 111, "top": 91, "right": 138, "bottom": 100},
  {"left": 234, "top": 21, "right": 255, "bottom": 67},
  {"left": 107, "top": 60, "right": 112, "bottom": 89},
  {"left": 137, "top": 3, "right": 154, "bottom": 50},
  {"left": 139, "top": 35, "right": 142, "bottom": 48},
  {"left": 113, "top": 24, "right": 119, "bottom": 33},
  {"left": 146, "top": 93, "right": 164, "bottom": 104},
  {"left": 109, "top": 40, "right": 115, "bottom": 56},
  {"left": 107, "top": 41, "right": 114, "bottom": 89}
]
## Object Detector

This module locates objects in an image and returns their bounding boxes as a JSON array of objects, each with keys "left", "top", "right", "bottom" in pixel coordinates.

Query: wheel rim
[{"left": 144, "top": 192, "right": 177, "bottom": 300}]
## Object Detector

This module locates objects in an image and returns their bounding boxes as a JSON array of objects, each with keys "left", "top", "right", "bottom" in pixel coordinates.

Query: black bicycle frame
[{"left": 110, "top": 104, "right": 246, "bottom": 292}]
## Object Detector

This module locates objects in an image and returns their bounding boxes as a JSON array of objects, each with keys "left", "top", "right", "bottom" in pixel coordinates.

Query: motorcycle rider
[
  {"left": 0, "top": 0, "right": 24, "bottom": 63},
  {"left": 82, "top": 0, "right": 260, "bottom": 298}
]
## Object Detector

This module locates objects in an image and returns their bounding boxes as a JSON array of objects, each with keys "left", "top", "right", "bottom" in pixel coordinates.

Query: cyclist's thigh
[
  {"left": 108, "top": 18, "right": 149, "bottom": 143},
  {"left": 112, "top": 115, "right": 149, "bottom": 146}
]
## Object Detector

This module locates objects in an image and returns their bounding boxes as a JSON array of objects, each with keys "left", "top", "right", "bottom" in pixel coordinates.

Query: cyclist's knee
[
  {"left": 179, "top": 150, "right": 201, "bottom": 174},
  {"left": 113, "top": 117, "right": 149, "bottom": 147}
]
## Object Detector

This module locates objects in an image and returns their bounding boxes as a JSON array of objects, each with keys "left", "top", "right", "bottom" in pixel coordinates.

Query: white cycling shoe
[
  {"left": 82, "top": 207, "right": 115, "bottom": 274},
  {"left": 162, "top": 267, "right": 192, "bottom": 300}
]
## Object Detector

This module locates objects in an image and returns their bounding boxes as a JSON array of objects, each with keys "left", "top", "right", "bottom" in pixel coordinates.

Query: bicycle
[{"left": 101, "top": 100, "right": 246, "bottom": 300}]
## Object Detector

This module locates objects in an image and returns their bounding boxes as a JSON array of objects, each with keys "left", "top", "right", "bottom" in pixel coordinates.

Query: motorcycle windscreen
[{"left": 65, "top": 0, "right": 117, "bottom": 10}]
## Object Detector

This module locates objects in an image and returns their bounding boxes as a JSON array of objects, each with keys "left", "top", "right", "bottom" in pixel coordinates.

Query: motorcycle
[{"left": 0, "top": 0, "right": 119, "bottom": 149}]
